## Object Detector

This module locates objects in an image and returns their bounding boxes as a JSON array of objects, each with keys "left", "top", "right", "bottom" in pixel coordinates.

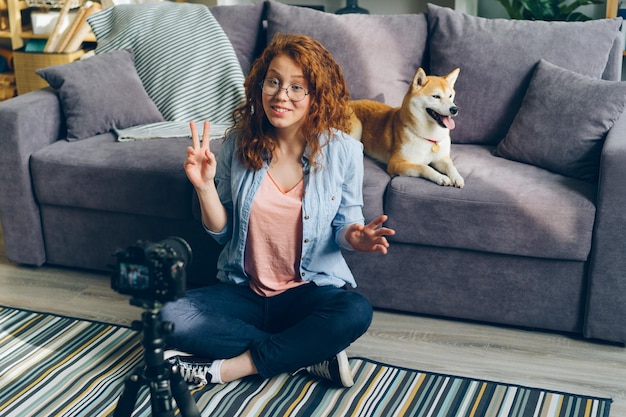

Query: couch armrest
[
  {"left": 584, "top": 109, "right": 626, "bottom": 343},
  {"left": 0, "top": 88, "right": 63, "bottom": 266}
]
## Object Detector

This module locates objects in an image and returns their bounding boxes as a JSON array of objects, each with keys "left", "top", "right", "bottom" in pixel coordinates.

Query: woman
[{"left": 162, "top": 33, "right": 395, "bottom": 388}]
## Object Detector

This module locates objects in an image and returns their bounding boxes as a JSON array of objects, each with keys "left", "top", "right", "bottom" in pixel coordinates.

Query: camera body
[{"left": 112, "top": 237, "right": 192, "bottom": 304}]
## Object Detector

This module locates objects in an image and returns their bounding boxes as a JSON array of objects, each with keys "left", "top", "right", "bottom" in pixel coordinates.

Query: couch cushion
[
  {"left": 426, "top": 4, "right": 623, "bottom": 146},
  {"left": 266, "top": 0, "right": 428, "bottom": 107},
  {"left": 31, "top": 135, "right": 221, "bottom": 219},
  {"left": 495, "top": 60, "right": 626, "bottom": 183},
  {"left": 210, "top": 2, "right": 265, "bottom": 75},
  {"left": 36, "top": 49, "right": 164, "bottom": 141},
  {"left": 362, "top": 156, "right": 391, "bottom": 223},
  {"left": 383, "top": 145, "right": 597, "bottom": 261}
]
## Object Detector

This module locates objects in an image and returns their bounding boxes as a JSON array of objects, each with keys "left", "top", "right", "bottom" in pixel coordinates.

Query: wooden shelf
[
  {"left": 605, "top": 0, "right": 626, "bottom": 56},
  {"left": 18, "top": 28, "right": 95, "bottom": 42},
  {"left": 1, "top": 26, "right": 95, "bottom": 42},
  {"left": 3, "top": 0, "right": 97, "bottom": 49},
  {"left": 16, "top": 29, "right": 47, "bottom": 39},
  {"left": 606, "top": 0, "right": 618, "bottom": 17},
  {"left": 1, "top": 0, "right": 98, "bottom": 97}
]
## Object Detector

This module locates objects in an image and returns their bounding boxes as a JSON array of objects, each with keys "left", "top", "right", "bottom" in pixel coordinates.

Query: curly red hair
[{"left": 231, "top": 33, "right": 351, "bottom": 171}]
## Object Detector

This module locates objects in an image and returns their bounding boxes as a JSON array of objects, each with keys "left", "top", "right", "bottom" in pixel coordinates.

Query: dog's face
[{"left": 407, "top": 68, "right": 460, "bottom": 131}]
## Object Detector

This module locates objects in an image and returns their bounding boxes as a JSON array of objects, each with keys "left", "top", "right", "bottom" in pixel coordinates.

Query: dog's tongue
[{"left": 442, "top": 116, "right": 455, "bottom": 130}]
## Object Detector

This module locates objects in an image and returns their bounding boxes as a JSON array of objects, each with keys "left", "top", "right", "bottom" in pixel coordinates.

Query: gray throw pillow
[
  {"left": 36, "top": 49, "right": 164, "bottom": 141},
  {"left": 495, "top": 60, "right": 626, "bottom": 183},
  {"left": 266, "top": 0, "right": 428, "bottom": 107},
  {"left": 427, "top": 4, "right": 623, "bottom": 146}
]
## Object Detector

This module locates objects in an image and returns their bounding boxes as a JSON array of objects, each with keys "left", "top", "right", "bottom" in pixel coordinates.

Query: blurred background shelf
[{"left": 0, "top": 0, "right": 97, "bottom": 98}]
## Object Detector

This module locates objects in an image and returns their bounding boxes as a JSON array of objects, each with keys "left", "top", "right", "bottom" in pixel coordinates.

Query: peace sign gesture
[{"left": 184, "top": 121, "right": 217, "bottom": 191}]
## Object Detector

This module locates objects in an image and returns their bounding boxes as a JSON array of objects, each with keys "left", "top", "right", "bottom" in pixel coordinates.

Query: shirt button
[
  {"left": 304, "top": 215, "right": 310, "bottom": 220},
  {"left": 304, "top": 239, "right": 309, "bottom": 243},
  {"left": 301, "top": 272, "right": 305, "bottom": 277},
  {"left": 331, "top": 195, "right": 335, "bottom": 200}
]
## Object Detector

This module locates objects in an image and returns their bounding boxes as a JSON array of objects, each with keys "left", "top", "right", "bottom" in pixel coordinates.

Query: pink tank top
[{"left": 245, "top": 172, "right": 307, "bottom": 296}]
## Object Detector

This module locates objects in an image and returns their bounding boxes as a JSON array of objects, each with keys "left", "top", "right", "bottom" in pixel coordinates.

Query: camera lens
[{"left": 160, "top": 237, "right": 192, "bottom": 267}]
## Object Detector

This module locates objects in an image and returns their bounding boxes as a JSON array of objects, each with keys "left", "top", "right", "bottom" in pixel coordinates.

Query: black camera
[{"left": 112, "top": 237, "right": 192, "bottom": 304}]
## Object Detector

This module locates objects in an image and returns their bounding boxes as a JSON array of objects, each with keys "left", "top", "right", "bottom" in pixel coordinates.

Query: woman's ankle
[{"left": 221, "top": 351, "right": 258, "bottom": 383}]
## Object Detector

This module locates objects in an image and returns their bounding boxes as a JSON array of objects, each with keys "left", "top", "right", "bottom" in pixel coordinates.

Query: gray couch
[{"left": 1, "top": 0, "right": 626, "bottom": 344}]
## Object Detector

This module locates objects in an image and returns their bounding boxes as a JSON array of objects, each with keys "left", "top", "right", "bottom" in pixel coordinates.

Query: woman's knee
[
  {"left": 348, "top": 291, "right": 374, "bottom": 334},
  {"left": 330, "top": 290, "right": 373, "bottom": 339}
]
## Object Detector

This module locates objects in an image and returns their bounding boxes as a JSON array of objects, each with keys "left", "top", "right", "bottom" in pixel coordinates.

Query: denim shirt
[{"left": 206, "top": 128, "right": 365, "bottom": 289}]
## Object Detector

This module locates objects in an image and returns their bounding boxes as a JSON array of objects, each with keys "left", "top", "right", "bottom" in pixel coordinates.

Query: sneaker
[
  {"left": 166, "top": 351, "right": 214, "bottom": 385},
  {"left": 305, "top": 350, "right": 354, "bottom": 387}
]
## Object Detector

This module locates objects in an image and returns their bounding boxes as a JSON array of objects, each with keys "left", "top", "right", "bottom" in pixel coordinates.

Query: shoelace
[
  {"left": 178, "top": 361, "right": 211, "bottom": 384},
  {"left": 307, "top": 360, "right": 332, "bottom": 379}
]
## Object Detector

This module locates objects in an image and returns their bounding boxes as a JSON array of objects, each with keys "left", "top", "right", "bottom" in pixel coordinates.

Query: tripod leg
[
  {"left": 118, "top": 307, "right": 201, "bottom": 416},
  {"left": 148, "top": 378, "right": 178, "bottom": 417},
  {"left": 170, "top": 365, "right": 202, "bottom": 417},
  {"left": 114, "top": 371, "right": 142, "bottom": 417}
]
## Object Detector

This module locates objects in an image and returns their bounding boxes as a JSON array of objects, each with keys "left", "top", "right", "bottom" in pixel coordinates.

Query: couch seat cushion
[
  {"left": 30, "top": 135, "right": 216, "bottom": 219},
  {"left": 384, "top": 145, "right": 596, "bottom": 261},
  {"left": 362, "top": 156, "right": 391, "bottom": 223}
]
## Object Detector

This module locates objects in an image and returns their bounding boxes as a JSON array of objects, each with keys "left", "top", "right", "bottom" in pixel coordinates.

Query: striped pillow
[{"left": 87, "top": 3, "right": 245, "bottom": 123}]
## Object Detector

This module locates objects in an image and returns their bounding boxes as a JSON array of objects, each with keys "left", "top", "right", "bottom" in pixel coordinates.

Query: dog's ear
[
  {"left": 413, "top": 68, "right": 428, "bottom": 88},
  {"left": 445, "top": 68, "right": 460, "bottom": 87}
]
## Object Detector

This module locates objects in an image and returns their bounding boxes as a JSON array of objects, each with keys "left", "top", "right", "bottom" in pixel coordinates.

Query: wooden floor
[{"left": 0, "top": 225, "right": 624, "bottom": 415}]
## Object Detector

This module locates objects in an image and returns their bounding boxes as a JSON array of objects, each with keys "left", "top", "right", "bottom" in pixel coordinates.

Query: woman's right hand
[{"left": 184, "top": 120, "right": 217, "bottom": 190}]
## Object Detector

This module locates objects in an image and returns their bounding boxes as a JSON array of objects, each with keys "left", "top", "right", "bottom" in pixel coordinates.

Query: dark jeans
[{"left": 160, "top": 282, "right": 373, "bottom": 378}]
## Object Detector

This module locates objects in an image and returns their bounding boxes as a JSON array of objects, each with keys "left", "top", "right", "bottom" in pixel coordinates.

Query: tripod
[{"left": 114, "top": 300, "right": 201, "bottom": 417}]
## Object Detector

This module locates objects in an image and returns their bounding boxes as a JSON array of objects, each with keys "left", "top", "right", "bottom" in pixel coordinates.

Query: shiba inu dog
[{"left": 348, "top": 68, "right": 464, "bottom": 188}]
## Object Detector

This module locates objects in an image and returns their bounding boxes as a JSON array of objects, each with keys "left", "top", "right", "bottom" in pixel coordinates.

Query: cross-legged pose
[{"left": 161, "top": 33, "right": 396, "bottom": 388}]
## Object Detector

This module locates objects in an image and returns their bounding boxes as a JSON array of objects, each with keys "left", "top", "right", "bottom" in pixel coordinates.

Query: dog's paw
[
  {"left": 434, "top": 174, "right": 452, "bottom": 186},
  {"left": 450, "top": 174, "right": 465, "bottom": 188}
]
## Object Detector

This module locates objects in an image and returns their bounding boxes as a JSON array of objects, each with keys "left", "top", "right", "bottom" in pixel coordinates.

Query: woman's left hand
[{"left": 344, "top": 215, "right": 396, "bottom": 255}]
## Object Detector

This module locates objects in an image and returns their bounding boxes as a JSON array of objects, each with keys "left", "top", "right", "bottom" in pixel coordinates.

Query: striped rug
[{"left": 0, "top": 306, "right": 612, "bottom": 417}]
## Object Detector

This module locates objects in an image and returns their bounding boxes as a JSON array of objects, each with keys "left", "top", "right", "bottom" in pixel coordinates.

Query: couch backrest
[
  {"left": 214, "top": 0, "right": 430, "bottom": 107},
  {"left": 426, "top": 4, "right": 623, "bottom": 146},
  {"left": 209, "top": 2, "right": 267, "bottom": 75},
  {"left": 211, "top": 1, "right": 623, "bottom": 147},
  {"left": 264, "top": 0, "right": 428, "bottom": 107}
]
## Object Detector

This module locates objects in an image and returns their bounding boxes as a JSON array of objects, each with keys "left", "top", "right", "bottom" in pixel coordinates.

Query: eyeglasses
[{"left": 260, "top": 78, "right": 310, "bottom": 102}]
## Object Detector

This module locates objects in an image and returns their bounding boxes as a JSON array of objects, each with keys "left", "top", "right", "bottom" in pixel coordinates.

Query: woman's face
[{"left": 261, "top": 54, "right": 311, "bottom": 139}]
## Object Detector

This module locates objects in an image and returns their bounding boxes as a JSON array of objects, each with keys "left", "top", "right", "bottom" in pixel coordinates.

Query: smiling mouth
[
  {"left": 272, "top": 106, "right": 290, "bottom": 114},
  {"left": 427, "top": 108, "right": 455, "bottom": 130}
]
